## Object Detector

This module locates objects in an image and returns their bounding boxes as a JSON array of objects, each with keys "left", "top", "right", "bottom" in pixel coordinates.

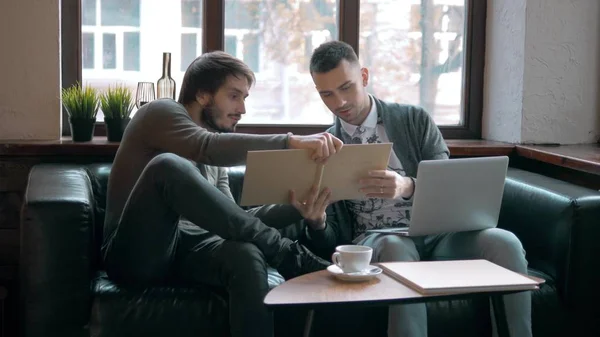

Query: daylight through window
[{"left": 80, "top": 0, "right": 468, "bottom": 127}]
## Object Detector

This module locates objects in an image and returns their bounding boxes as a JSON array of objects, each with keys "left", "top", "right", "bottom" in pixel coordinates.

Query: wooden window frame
[{"left": 61, "top": 0, "right": 486, "bottom": 139}]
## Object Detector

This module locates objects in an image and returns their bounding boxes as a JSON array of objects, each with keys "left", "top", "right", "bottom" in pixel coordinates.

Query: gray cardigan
[
  {"left": 328, "top": 95, "right": 449, "bottom": 176},
  {"left": 304, "top": 96, "right": 450, "bottom": 256}
]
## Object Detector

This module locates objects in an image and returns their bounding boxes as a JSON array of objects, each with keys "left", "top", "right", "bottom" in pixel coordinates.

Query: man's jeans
[
  {"left": 172, "top": 222, "right": 274, "bottom": 337},
  {"left": 101, "top": 153, "right": 291, "bottom": 337},
  {"left": 358, "top": 229, "right": 531, "bottom": 337}
]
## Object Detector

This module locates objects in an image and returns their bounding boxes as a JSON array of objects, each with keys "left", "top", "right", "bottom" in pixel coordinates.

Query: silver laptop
[{"left": 366, "top": 156, "right": 509, "bottom": 237}]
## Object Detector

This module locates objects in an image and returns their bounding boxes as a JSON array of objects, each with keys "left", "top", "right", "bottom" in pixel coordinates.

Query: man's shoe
[{"left": 277, "top": 241, "right": 331, "bottom": 280}]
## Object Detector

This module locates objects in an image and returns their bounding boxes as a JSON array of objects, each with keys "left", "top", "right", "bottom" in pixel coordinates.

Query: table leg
[
  {"left": 491, "top": 294, "right": 510, "bottom": 337},
  {"left": 303, "top": 309, "right": 315, "bottom": 337}
]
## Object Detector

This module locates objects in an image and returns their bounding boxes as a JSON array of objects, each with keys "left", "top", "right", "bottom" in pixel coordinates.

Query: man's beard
[{"left": 201, "top": 101, "right": 235, "bottom": 133}]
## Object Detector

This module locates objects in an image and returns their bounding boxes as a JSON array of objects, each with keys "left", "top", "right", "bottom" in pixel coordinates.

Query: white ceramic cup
[{"left": 331, "top": 245, "right": 373, "bottom": 273}]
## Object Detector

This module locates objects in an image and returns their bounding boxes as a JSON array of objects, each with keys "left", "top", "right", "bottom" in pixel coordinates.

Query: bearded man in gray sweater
[
  {"left": 102, "top": 51, "right": 341, "bottom": 337},
  {"left": 302, "top": 41, "right": 531, "bottom": 337}
]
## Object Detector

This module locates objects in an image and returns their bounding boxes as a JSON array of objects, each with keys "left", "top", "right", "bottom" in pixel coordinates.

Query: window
[
  {"left": 62, "top": 0, "right": 485, "bottom": 138},
  {"left": 180, "top": 0, "right": 203, "bottom": 72},
  {"left": 80, "top": 0, "right": 203, "bottom": 121},
  {"left": 223, "top": 0, "right": 338, "bottom": 125},
  {"left": 359, "top": 0, "right": 466, "bottom": 126}
]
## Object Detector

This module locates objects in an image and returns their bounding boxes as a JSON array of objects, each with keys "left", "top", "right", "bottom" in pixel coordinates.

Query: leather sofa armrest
[
  {"left": 20, "top": 164, "right": 95, "bottom": 337},
  {"left": 499, "top": 168, "right": 600, "bottom": 313}
]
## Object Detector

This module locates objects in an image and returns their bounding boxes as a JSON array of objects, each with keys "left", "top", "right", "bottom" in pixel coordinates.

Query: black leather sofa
[{"left": 20, "top": 163, "right": 600, "bottom": 337}]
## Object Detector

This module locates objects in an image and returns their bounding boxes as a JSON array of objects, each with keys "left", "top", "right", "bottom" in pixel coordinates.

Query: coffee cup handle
[{"left": 331, "top": 252, "right": 343, "bottom": 268}]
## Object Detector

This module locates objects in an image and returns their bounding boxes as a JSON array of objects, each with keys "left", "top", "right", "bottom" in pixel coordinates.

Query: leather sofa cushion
[
  {"left": 90, "top": 272, "right": 230, "bottom": 337},
  {"left": 90, "top": 267, "right": 285, "bottom": 337}
]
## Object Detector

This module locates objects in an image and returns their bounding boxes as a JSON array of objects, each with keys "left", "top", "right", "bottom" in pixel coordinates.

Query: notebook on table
[{"left": 378, "top": 259, "right": 541, "bottom": 295}]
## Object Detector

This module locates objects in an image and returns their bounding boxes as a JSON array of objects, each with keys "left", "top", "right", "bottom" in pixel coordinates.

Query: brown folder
[{"left": 239, "top": 143, "right": 393, "bottom": 206}]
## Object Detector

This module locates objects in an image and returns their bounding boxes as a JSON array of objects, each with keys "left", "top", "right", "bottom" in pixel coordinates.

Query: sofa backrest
[
  {"left": 498, "top": 167, "right": 600, "bottom": 311},
  {"left": 83, "top": 163, "right": 600, "bottom": 304},
  {"left": 86, "top": 164, "right": 112, "bottom": 264},
  {"left": 21, "top": 161, "right": 600, "bottom": 336}
]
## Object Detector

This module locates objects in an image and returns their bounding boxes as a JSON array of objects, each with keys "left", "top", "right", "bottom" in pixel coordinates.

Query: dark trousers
[
  {"left": 173, "top": 222, "right": 274, "bottom": 337},
  {"left": 102, "top": 153, "right": 292, "bottom": 337}
]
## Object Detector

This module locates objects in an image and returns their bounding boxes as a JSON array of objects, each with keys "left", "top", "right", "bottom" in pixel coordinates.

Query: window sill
[
  {"left": 0, "top": 137, "right": 513, "bottom": 157},
  {"left": 84, "top": 123, "right": 482, "bottom": 141},
  {"left": 2, "top": 138, "right": 599, "bottom": 177}
]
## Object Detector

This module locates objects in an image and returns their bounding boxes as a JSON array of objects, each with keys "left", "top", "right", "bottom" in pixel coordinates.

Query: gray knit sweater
[{"left": 305, "top": 95, "right": 450, "bottom": 255}]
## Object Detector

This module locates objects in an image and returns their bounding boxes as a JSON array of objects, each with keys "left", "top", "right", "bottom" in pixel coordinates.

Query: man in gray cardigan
[
  {"left": 303, "top": 41, "right": 531, "bottom": 337},
  {"left": 102, "top": 51, "right": 340, "bottom": 337}
]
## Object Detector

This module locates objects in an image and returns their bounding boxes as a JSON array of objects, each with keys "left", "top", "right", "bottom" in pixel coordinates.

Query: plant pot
[
  {"left": 105, "top": 117, "right": 131, "bottom": 142},
  {"left": 69, "top": 117, "right": 96, "bottom": 142}
]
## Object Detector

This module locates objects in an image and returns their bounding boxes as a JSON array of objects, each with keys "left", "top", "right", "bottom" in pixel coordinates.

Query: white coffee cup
[{"left": 331, "top": 245, "right": 373, "bottom": 273}]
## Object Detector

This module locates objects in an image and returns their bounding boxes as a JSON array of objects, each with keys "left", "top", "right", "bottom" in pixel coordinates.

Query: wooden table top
[
  {"left": 264, "top": 269, "right": 424, "bottom": 308},
  {"left": 264, "top": 268, "right": 543, "bottom": 309}
]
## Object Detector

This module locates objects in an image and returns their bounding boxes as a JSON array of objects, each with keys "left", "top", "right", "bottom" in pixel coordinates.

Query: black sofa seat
[{"left": 91, "top": 271, "right": 229, "bottom": 337}]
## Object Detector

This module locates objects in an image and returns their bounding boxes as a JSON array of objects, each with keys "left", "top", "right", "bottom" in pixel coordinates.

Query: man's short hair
[
  {"left": 178, "top": 51, "right": 256, "bottom": 105},
  {"left": 309, "top": 40, "right": 359, "bottom": 74}
]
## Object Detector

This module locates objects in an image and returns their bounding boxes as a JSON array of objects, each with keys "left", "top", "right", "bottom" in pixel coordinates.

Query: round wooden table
[{"left": 264, "top": 268, "right": 542, "bottom": 337}]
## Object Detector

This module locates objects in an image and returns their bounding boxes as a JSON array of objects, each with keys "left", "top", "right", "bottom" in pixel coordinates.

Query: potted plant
[
  {"left": 100, "top": 84, "right": 134, "bottom": 142},
  {"left": 62, "top": 83, "right": 99, "bottom": 142}
]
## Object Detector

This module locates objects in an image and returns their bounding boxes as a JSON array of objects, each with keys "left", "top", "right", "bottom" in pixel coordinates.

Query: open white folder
[{"left": 239, "top": 143, "right": 393, "bottom": 206}]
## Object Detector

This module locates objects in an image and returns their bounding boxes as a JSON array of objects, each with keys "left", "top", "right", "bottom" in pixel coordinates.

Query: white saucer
[{"left": 327, "top": 264, "right": 382, "bottom": 282}]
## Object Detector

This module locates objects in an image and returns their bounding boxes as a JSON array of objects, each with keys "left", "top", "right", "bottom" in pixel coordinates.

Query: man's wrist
[
  {"left": 306, "top": 218, "right": 326, "bottom": 231},
  {"left": 401, "top": 176, "right": 416, "bottom": 199},
  {"left": 285, "top": 132, "right": 294, "bottom": 149}
]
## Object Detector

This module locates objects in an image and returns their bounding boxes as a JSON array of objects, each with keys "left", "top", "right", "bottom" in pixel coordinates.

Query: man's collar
[{"left": 340, "top": 94, "right": 378, "bottom": 136}]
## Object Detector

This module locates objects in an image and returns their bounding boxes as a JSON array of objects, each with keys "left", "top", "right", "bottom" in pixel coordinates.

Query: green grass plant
[
  {"left": 62, "top": 83, "right": 99, "bottom": 119},
  {"left": 100, "top": 84, "right": 134, "bottom": 119}
]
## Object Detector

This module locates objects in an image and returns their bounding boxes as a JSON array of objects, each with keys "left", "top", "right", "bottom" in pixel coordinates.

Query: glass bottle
[{"left": 157, "top": 52, "right": 176, "bottom": 99}]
